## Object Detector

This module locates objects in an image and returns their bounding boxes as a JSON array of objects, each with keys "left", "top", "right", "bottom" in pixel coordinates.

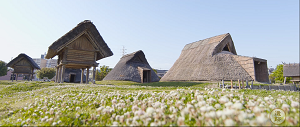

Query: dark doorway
[
  {"left": 70, "top": 74, "right": 76, "bottom": 83},
  {"left": 143, "top": 70, "right": 151, "bottom": 83},
  {"left": 222, "top": 44, "right": 230, "bottom": 52}
]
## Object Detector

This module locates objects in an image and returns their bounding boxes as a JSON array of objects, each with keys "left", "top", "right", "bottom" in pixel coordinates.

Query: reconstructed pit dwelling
[
  {"left": 45, "top": 20, "right": 113, "bottom": 83},
  {"left": 161, "top": 33, "right": 269, "bottom": 82},
  {"left": 103, "top": 50, "right": 160, "bottom": 83},
  {"left": 6, "top": 53, "right": 40, "bottom": 81}
]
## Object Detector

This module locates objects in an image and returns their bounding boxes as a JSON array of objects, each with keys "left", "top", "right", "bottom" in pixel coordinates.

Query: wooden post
[
  {"left": 16, "top": 73, "right": 18, "bottom": 81},
  {"left": 284, "top": 77, "right": 287, "bottom": 84},
  {"left": 11, "top": 73, "right": 14, "bottom": 82},
  {"left": 259, "top": 85, "right": 261, "bottom": 89},
  {"left": 55, "top": 67, "right": 59, "bottom": 83},
  {"left": 251, "top": 80, "right": 253, "bottom": 89},
  {"left": 246, "top": 80, "right": 248, "bottom": 88},
  {"left": 235, "top": 83, "right": 237, "bottom": 89},
  {"left": 60, "top": 65, "right": 65, "bottom": 83},
  {"left": 92, "top": 66, "right": 96, "bottom": 84},
  {"left": 231, "top": 80, "right": 233, "bottom": 89},
  {"left": 81, "top": 68, "right": 84, "bottom": 84},
  {"left": 222, "top": 79, "right": 224, "bottom": 88},
  {"left": 242, "top": 79, "right": 244, "bottom": 89},
  {"left": 86, "top": 67, "right": 89, "bottom": 84},
  {"left": 269, "top": 85, "right": 270, "bottom": 90},
  {"left": 238, "top": 79, "right": 240, "bottom": 89}
]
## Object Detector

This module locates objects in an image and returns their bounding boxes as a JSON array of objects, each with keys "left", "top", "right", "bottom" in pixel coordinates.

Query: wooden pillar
[
  {"left": 55, "top": 67, "right": 59, "bottom": 83},
  {"left": 86, "top": 67, "right": 90, "bottom": 84},
  {"left": 284, "top": 77, "right": 287, "bottom": 84},
  {"left": 81, "top": 68, "right": 84, "bottom": 84},
  {"left": 11, "top": 73, "right": 14, "bottom": 82},
  {"left": 251, "top": 80, "right": 253, "bottom": 89},
  {"left": 92, "top": 66, "right": 96, "bottom": 84},
  {"left": 222, "top": 79, "right": 224, "bottom": 88},
  {"left": 246, "top": 80, "right": 248, "bottom": 88},
  {"left": 231, "top": 80, "right": 233, "bottom": 89},
  {"left": 238, "top": 79, "right": 240, "bottom": 89},
  {"left": 16, "top": 73, "right": 18, "bottom": 81},
  {"left": 57, "top": 66, "right": 61, "bottom": 83},
  {"left": 60, "top": 65, "right": 65, "bottom": 83},
  {"left": 242, "top": 79, "right": 244, "bottom": 89}
]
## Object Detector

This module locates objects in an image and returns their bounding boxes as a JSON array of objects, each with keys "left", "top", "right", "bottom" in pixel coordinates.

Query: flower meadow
[{"left": 0, "top": 81, "right": 299, "bottom": 126}]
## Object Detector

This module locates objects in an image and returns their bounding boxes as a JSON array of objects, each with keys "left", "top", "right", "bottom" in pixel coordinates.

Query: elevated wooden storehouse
[
  {"left": 45, "top": 20, "right": 113, "bottom": 83},
  {"left": 161, "top": 33, "right": 269, "bottom": 82},
  {"left": 6, "top": 53, "right": 40, "bottom": 81},
  {"left": 283, "top": 63, "right": 300, "bottom": 84},
  {"left": 103, "top": 50, "right": 160, "bottom": 83}
]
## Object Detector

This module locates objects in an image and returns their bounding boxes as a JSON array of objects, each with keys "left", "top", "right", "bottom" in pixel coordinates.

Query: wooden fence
[{"left": 219, "top": 80, "right": 300, "bottom": 91}]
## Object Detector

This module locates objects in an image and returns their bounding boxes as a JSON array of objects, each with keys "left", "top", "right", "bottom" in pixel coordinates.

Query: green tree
[
  {"left": 36, "top": 68, "right": 56, "bottom": 80},
  {"left": 0, "top": 60, "right": 8, "bottom": 76},
  {"left": 95, "top": 65, "right": 112, "bottom": 81},
  {"left": 269, "top": 64, "right": 291, "bottom": 83}
]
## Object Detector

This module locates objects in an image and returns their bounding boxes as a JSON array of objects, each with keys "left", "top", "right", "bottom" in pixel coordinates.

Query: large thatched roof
[
  {"left": 103, "top": 50, "right": 160, "bottom": 83},
  {"left": 45, "top": 20, "right": 113, "bottom": 60},
  {"left": 6, "top": 53, "right": 40, "bottom": 69},
  {"left": 161, "top": 33, "right": 269, "bottom": 82},
  {"left": 283, "top": 63, "right": 300, "bottom": 77}
]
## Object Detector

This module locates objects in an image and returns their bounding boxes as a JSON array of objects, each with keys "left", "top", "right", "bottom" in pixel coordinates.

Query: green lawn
[{"left": 0, "top": 80, "right": 299, "bottom": 126}]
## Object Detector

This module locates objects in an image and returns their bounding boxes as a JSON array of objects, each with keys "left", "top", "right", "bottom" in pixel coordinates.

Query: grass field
[{"left": 0, "top": 80, "right": 299, "bottom": 126}]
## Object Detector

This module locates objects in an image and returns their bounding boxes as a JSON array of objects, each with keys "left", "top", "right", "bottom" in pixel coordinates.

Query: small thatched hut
[
  {"left": 161, "top": 33, "right": 269, "bottom": 82},
  {"left": 6, "top": 53, "right": 40, "bottom": 81},
  {"left": 103, "top": 50, "right": 160, "bottom": 83},
  {"left": 45, "top": 20, "right": 113, "bottom": 83},
  {"left": 283, "top": 63, "right": 300, "bottom": 84}
]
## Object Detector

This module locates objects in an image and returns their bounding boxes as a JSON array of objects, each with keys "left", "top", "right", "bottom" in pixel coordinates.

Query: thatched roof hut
[
  {"left": 6, "top": 53, "right": 40, "bottom": 81},
  {"left": 161, "top": 33, "right": 269, "bottom": 82},
  {"left": 45, "top": 20, "right": 113, "bottom": 83},
  {"left": 283, "top": 63, "right": 300, "bottom": 82},
  {"left": 103, "top": 50, "right": 160, "bottom": 83}
]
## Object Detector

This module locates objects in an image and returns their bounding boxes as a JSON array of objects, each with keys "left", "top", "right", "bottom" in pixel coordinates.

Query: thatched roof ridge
[
  {"left": 6, "top": 53, "right": 40, "bottom": 69},
  {"left": 45, "top": 20, "right": 113, "bottom": 60},
  {"left": 283, "top": 63, "right": 300, "bottom": 77},
  {"left": 103, "top": 50, "right": 160, "bottom": 83}
]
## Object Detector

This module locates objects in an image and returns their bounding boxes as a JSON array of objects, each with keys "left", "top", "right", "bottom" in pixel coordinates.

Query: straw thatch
[
  {"left": 45, "top": 20, "right": 113, "bottom": 60},
  {"left": 283, "top": 63, "right": 300, "bottom": 77},
  {"left": 6, "top": 53, "right": 40, "bottom": 70},
  {"left": 103, "top": 50, "right": 160, "bottom": 83},
  {"left": 161, "top": 33, "right": 269, "bottom": 82}
]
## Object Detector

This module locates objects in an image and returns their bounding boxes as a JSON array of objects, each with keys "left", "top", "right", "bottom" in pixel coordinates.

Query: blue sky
[{"left": 0, "top": 0, "right": 298, "bottom": 70}]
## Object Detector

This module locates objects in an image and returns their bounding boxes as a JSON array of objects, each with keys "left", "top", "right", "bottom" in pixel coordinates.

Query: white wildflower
[
  {"left": 75, "top": 106, "right": 80, "bottom": 111},
  {"left": 214, "top": 104, "right": 221, "bottom": 109},
  {"left": 177, "top": 116, "right": 185, "bottom": 126},
  {"left": 224, "top": 119, "right": 235, "bottom": 126},
  {"left": 282, "top": 104, "right": 290, "bottom": 112},
  {"left": 291, "top": 101, "right": 299, "bottom": 108},
  {"left": 219, "top": 96, "right": 229, "bottom": 104},
  {"left": 146, "top": 107, "right": 155, "bottom": 116},
  {"left": 232, "top": 102, "right": 243, "bottom": 110}
]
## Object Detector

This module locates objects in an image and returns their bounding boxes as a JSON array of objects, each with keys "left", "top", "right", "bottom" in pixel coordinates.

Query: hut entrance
[
  {"left": 143, "top": 70, "right": 151, "bottom": 83},
  {"left": 254, "top": 60, "right": 268, "bottom": 82},
  {"left": 70, "top": 74, "right": 76, "bottom": 83}
]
